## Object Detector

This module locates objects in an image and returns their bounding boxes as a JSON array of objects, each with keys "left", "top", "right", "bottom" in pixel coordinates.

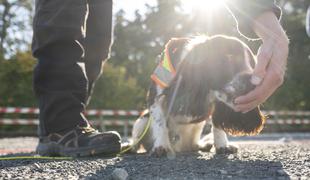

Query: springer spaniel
[{"left": 132, "top": 35, "right": 265, "bottom": 156}]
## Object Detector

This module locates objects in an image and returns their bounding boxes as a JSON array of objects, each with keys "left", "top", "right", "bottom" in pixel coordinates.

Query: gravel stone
[
  {"left": 219, "top": 169, "right": 228, "bottom": 175},
  {"left": 277, "top": 169, "right": 286, "bottom": 176},
  {"left": 228, "top": 154, "right": 235, "bottom": 160},
  {"left": 0, "top": 136, "right": 310, "bottom": 179},
  {"left": 111, "top": 168, "right": 128, "bottom": 180}
]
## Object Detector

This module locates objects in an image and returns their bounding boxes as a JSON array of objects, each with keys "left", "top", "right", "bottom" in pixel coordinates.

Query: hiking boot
[{"left": 36, "top": 125, "right": 121, "bottom": 157}]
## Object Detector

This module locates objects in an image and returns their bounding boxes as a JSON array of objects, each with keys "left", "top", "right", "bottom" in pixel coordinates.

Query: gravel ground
[{"left": 0, "top": 134, "right": 310, "bottom": 180}]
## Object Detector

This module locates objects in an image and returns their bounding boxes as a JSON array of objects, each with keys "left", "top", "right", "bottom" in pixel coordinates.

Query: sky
[
  {"left": 14, "top": 0, "right": 219, "bottom": 54},
  {"left": 9, "top": 0, "right": 158, "bottom": 55},
  {"left": 113, "top": 0, "right": 226, "bottom": 19},
  {"left": 113, "top": 0, "right": 157, "bottom": 18}
]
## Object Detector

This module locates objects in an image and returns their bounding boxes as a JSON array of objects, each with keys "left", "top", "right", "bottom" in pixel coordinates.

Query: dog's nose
[
  {"left": 224, "top": 84, "right": 236, "bottom": 95},
  {"left": 233, "top": 73, "right": 256, "bottom": 96},
  {"left": 222, "top": 72, "right": 256, "bottom": 99}
]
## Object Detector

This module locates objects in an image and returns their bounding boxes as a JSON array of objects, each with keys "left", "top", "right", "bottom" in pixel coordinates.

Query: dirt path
[{"left": 0, "top": 135, "right": 309, "bottom": 179}]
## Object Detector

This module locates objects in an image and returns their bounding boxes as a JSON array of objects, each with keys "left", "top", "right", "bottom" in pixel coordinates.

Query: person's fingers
[
  {"left": 234, "top": 100, "right": 260, "bottom": 113},
  {"left": 251, "top": 40, "right": 274, "bottom": 85},
  {"left": 251, "top": 75, "right": 263, "bottom": 86},
  {"left": 234, "top": 12, "right": 289, "bottom": 113},
  {"left": 234, "top": 87, "right": 261, "bottom": 105},
  {"left": 235, "top": 67, "right": 282, "bottom": 111},
  {"left": 234, "top": 86, "right": 266, "bottom": 112},
  {"left": 234, "top": 90, "right": 265, "bottom": 113}
]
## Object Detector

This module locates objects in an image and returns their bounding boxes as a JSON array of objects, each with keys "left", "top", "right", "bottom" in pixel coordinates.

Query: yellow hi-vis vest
[{"left": 151, "top": 42, "right": 176, "bottom": 89}]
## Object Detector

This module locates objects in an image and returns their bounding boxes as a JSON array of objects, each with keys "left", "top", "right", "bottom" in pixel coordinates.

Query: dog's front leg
[
  {"left": 149, "top": 99, "right": 174, "bottom": 157},
  {"left": 213, "top": 126, "right": 238, "bottom": 154}
]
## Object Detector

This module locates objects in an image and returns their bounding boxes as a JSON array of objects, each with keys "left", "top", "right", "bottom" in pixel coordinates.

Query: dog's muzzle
[{"left": 215, "top": 73, "right": 256, "bottom": 109}]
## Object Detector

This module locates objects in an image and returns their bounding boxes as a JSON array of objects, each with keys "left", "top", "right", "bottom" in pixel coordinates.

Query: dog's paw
[
  {"left": 150, "top": 146, "right": 169, "bottom": 157},
  {"left": 198, "top": 142, "right": 213, "bottom": 152},
  {"left": 215, "top": 144, "right": 238, "bottom": 154},
  {"left": 121, "top": 142, "right": 137, "bottom": 154}
]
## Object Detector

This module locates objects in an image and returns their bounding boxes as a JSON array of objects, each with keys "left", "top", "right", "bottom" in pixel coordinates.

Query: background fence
[{"left": 1, "top": 107, "right": 310, "bottom": 138}]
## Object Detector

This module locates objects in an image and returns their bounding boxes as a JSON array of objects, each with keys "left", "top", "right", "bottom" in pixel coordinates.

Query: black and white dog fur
[{"left": 132, "top": 35, "right": 265, "bottom": 156}]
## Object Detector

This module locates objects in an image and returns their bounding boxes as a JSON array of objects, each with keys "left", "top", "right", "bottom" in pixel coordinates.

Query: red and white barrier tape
[
  {"left": 84, "top": 110, "right": 140, "bottom": 116},
  {"left": 0, "top": 107, "right": 39, "bottom": 114},
  {"left": 1, "top": 107, "right": 310, "bottom": 125},
  {"left": 265, "top": 111, "right": 310, "bottom": 116},
  {"left": 0, "top": 119, "right": 135, "bottom": 126},
  {"left": 266, "top": 119, "right": 310, "bottom": 125},
  {"left": 1, "top": 107, "right": 310, "bottom": 116},
  {"left": 0, "top": 107, "right": 140, "bottom": 116},
  {"left": 0, "top": 119, "right": 38, "bottom": 125},
  {"left": 0, "top": 118, "right": 310, "bottom": 126}
]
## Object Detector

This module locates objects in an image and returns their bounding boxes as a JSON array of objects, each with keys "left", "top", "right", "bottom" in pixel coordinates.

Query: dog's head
[{"left": 163, "top": 35, "right": 265, "bottom": 136}]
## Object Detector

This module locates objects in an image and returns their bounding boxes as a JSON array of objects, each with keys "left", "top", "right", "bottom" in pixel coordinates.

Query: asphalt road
[{"left": 0, "top": 134, "right": 309, "bottom": 180}]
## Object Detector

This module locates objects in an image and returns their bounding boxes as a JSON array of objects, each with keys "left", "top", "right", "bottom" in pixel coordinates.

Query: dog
[{"left": 131, "top": 35, "right": 266, "bottom": 156}]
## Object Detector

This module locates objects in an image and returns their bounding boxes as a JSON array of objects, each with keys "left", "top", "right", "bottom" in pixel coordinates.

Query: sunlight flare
[{"left": 182, "top": 0, "right": 225, "bottom": 14}]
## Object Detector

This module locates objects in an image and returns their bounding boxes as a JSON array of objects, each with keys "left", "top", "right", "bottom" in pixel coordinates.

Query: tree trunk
[{"left": 0, "top": 0, "right": 11, "bottom": 59}]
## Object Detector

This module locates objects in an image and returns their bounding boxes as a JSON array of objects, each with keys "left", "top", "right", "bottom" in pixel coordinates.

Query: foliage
[
  {"left": 0, "top": 51, "right": 36, "bottom": 106},
  {"left": 0, "top": 0, "right": 309, "bottom": 111},
  {"left": 89, "top": 63, "right": 145, "bottom": 109},
  {"left": 0, "top": 0, "right": 33, "bottom": 58},
  {"left": 264, "top": 0, "right": 310, "bottom": 110}
]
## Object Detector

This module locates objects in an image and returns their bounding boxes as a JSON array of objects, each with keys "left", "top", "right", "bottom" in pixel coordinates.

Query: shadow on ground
[
  {"left": 87, "top": 152, "right": 290, "bottom": 180},
  {"left": 0, "top": 152, "right": 75, "bottom": 169}
]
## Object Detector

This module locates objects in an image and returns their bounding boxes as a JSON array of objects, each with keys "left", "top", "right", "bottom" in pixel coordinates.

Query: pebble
[
  {"left": 278, "top": 137, "right": 293, "bottom": 143},
  {"left": 301, "top": 176, "right": 309, "bottom": 180},
  {"left": 290, "top": 176, "right": 300, "bottom": 180},
  {"left": 228, "top": 154, "right": 234, "bottom": 160},
  {"left": 6, "top": 174, "right": 11, "bottom": 179},
  {"left": 111, "top": 168, "right": 128, "bottom": 180},
  {"left": 235, "top": 170, "right": 243, "bottom": 174},
  {"left": 67, "top": 175, "right": 78, "bottom": 180},
  {"left": 276, "top": 170, "right": 286, "bottom": 176},
  {"left": 242, "top": 154, "right": 249, "bottom": 158},
  {"left": 294, "top": 173, "right": 301, "bottom": 177},
  {"left": 0, "top": 137, "right": 310, "bottom": 179},
  {"left": 219, "top": 170, "right": 228, "bottom": 175},
  {"left": 167, "top": 152, "right": 176, "bottom": 160},
  {"left": 33, "top": 163, "right": 40, "bottom": 169}
]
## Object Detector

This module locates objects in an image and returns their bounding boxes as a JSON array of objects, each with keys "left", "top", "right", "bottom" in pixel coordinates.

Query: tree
[
  {"left": 0, "top": 0, "right": 309, "bottom": 112},
  {"left": 88, "top": 63, "right": 145, "bottom": 109},
  {"left": 264, "top": 0, "right": 310, "bottom": 110},
  {"left": 0, "top": 0, "right": 32, "bottom": 59},
  {"left": 103, "top": 0, "right": 310, "bottom": 111},
  {"left": 0, "top": 51, "right": 36, "bottom": 107}
]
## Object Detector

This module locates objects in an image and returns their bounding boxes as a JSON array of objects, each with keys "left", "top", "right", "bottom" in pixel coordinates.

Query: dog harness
[{"left": 151, "top": 41, "right": 177, "bottom": 89}]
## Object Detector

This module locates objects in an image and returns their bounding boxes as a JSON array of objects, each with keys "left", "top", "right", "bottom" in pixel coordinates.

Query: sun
[{"left": 181, "top": 0, "right": 225, "bottom": 14}]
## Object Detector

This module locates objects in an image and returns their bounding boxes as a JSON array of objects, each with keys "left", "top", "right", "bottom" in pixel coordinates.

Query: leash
[
  {"left": 0, "top": 156, "right": 73, "bottom": 161},
  {"left": 0, "top": 115, "right": 152, "bottom": 161},
  {"left": 117, "top": 114, "right": 152, "bottom": 156}
]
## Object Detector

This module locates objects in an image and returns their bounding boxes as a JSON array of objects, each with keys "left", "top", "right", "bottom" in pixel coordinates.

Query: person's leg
[
  {"left": 33, "top": 0, "right": 89, "bottom": 136},
  {"left": 32, "top": 0, "right": 120, "bottom": 156},
  {"left": 84, "top": 0, "right": 113, "bottom": 104}
]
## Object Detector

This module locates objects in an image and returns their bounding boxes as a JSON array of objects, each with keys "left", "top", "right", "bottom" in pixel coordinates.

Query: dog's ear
[{"left": 212, "top": 101, "right": 266, "bottom": 136}]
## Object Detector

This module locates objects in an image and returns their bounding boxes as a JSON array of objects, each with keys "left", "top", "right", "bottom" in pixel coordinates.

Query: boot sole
[{"left": 36, "top": 142, "right": 121, "bottom": 157}]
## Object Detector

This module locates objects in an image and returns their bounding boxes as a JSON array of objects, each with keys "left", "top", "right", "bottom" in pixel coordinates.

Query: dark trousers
[{"left": 32, "top": 0, "right": 113, "bottom": 137}]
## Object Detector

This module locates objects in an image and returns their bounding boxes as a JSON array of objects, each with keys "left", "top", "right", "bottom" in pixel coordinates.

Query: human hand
[{"left": 234, "top": 12, "right": 289, "bottom": 113}]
